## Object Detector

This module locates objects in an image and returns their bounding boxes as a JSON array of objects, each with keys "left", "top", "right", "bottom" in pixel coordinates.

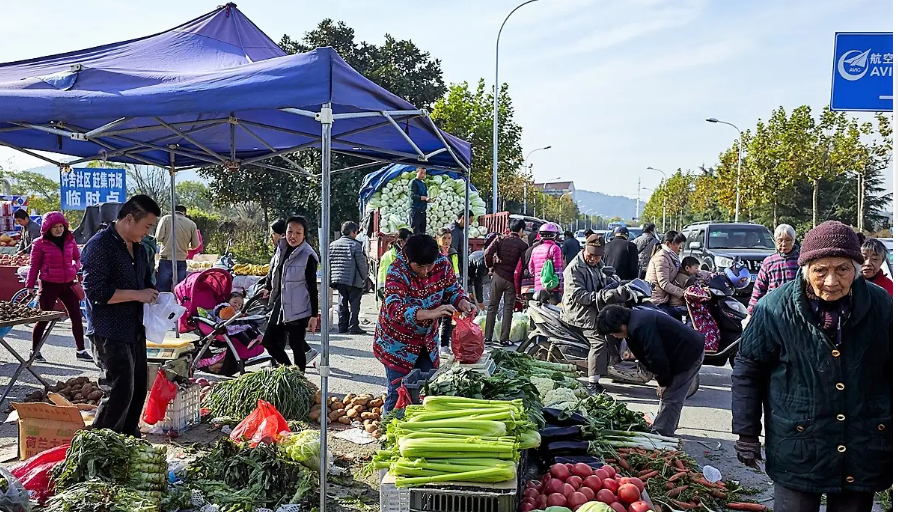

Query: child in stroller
[{"left": 195, "top": 291, "right": 265, "bottom": 375}]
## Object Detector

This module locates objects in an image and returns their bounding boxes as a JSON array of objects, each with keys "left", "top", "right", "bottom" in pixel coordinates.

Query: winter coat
[
  {"left": 377, "top": 245, "right": 400, "bottom": 291},
  {"left": 634, "top": 232, "right": 659, "bottom": 270},
  {"left": 646, "top": 246, "right": 682, "bottom": 305},
  {"left": 17, "top": 218, "right": 42, "bottom": 255},
  {"left": 561, "top": 251, "right": 615, "bottom": 329},
  {"left": 449, "top": 221, "right": 466, "bottom": 258},
  {"left": 26, "top": 212, "right": 80, "bottom": 288},
  {"left": 267, "top": 239, "right": 319, "bottom": 323},
  {"left": 562, "top": 237, "right": 581, "bottom": 267},
  {"left": 374, "top": 250, "right": 468, "bottom": 373},
  {"left": 529, "top": 240, "right": 564, "bottom": 293},
  {"left": 868, "top": 270, "right": 893, "bottom": 297},
  {"left": 732, "top": 273, "right": 892, "bottom": 494},
  {"left": 187, "top": 230, "right": 204, "bottom": 260},
  {"left": 603, "top": 237, "right": 639, "bottom": 280},
  {"left": 328, "top": 235, "right": 368, "bottom": 289},
  {"left": 625, "top": 307, "right": 704, "bottom": 387},
  {"left": 748, "top": 245, "right": 800, "bottom": 314},
  {"left": 485, "top": 233, "right": 528, "bottom": 284}
]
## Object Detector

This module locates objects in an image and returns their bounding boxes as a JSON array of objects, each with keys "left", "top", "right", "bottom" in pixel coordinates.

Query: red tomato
[
  {"left": 579, "top": 486, "right": 595, "bottom": 501},
  {"left": 617, "top": 483, "right": 641, "bottom": 504},
  {"left": 572, "top": 463, "right": 594, "bottom": 478},
  {"left": 604, "top": 465, "right": 617, "bottom": 477},
  {"left": 561, "top": 483, "right": 576, "bottom": 498},
  {"left": 603, "top": 478, "right": 619, "bottom": 494},
  {"left": 523, "top": 488, "right": 539, "bottom": 501},
  {"left": 547, "top": 493, "right": 568, "bottom": 508},
  {"left": 597, "top": 489, "right": 617, "bottom": 505},
  {"left": 567, "top": 492, "right": 589, "bottom": 510},
  {"left": 628, "top": 501, "right": 652, "bottom": 512},
  {"left": 619, "top": 477, "right": 645, "bottom": 494},
  {"left": 520, "top": 504, "right": 535, "bottom": 512},
  {"left": 536, "top": 495, "right": 548, "bottom": 510},
  {"left": 567, "top": 476, "right": 582, "bottom": 490},
  {"left": 550, "top": 464, "right": 571, "bottom": 481},
  {"left": 610, "top": 503, "right": 627, "bottom": 512},
  {"left": 583, "top": 475, "right": 604, "bottom": 492}
]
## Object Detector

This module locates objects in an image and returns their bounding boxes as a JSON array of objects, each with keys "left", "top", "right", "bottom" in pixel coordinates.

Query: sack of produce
[
  {"left": 510, "top": 312, "right": 529, "bottom": 342},
  {"left": 142, "top": 292, "right": 185, "bottom": 344},
  {"left": 230, "top": 399, "right": 290, "bottom": 447},
  {"left": 142, "top": 370, "right": 178, "bottom": 425},
  {"left": 9, "top": 444, "right": 68, "bottom": 505},
  {"left": 450, "top": 313, "right": 484, "bottom": 364}
]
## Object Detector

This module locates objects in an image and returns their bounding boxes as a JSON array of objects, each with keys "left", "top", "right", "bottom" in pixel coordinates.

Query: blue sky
[{"left": 0, "top": 0, "right": 892, "bottom": 199}]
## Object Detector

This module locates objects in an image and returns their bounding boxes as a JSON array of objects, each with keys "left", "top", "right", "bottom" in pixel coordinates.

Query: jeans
[
  {"left": 485, "top": 274, "right": 516, "bottom": 343},
  {"left": 653, "top": 352, "right": 703, "bottom": 436},
  {"left": 90, "top": 334, "right": 147, "bottom": 436},
  {"left": 34, "top": 281, "right": 84, "bottom": 351},
  {"left": 262, "top": 314, "right": 310, "bottom": 369},
  {"left": 571, "top": 325, "right": 616, "bottom": 381},
  {"left": 156, "top": 259, "right": 187, "bottom": 293},
  {"left": 409, "top": 209, "right": 427, "bottom": 235},
  {"left": 658, "top": 303, "right": 685, "bottom": 322},
  {"left": 336, "top": 284, "right": 364, "bottom": 332},
  {"left": 384, "top": 347, "right": 435, "bottom": 414},
  {"left": 774, "top": 483, "right": 874, "bottom": 512}
]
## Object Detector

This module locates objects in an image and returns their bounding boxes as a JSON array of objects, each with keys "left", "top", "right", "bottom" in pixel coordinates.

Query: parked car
[
  {"left": 575, "top": 229, "right": 587, "bottom": 247},
  {"left": 880, "top": 237, "right": 893, "bottom": 279},
  {"left": 680, "top": 222, "right": 776, "bottom": 299}
]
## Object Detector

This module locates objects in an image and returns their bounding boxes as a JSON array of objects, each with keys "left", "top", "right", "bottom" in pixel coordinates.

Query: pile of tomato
[{"left": 521, "top": 462, "right": 653, "bottom": 512}]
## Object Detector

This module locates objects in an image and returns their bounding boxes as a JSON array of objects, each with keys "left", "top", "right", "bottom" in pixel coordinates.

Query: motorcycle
[{"left": 519, "top": 277, "right": 700, "bottom": 398}]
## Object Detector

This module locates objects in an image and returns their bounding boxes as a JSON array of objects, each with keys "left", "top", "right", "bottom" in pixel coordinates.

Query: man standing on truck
[{"left": 408, "top": 167, "right": 429, "bottom": 235}]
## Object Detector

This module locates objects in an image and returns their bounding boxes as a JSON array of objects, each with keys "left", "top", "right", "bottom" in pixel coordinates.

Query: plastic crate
[
  {"left": 140, "top": 383, "right": 202, "bottom": 434},
  {"left": 409, "top": 481, "right": 518, "bottom": 512},
  {"left": 380, "top": 471, "right": 410, "bottom": 512}
]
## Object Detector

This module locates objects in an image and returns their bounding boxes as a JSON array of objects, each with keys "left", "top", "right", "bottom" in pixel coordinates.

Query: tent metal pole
[
  {"left": 84, "top": 117, "right": 133, "bottom": 138},
  {"left": 237, "top": 123, "right": 312, "bottom": 175},
  {"left": 382, "top": 112, "right": 427, "bottom": 160},
  {"left": 317, "top": 102, "right": 334, "bottom": 512},
  {"left": 0, "top": 140, "right": 65, "bottom": 167},
  {"left": 463, "top": 172, "right": 470, "bottom": 291},
  {"left": 154, "top": 117, "right": 228, "bottom": 164},
  {"left": 169, "top": 147, "right": 179, "bottom": 338}
]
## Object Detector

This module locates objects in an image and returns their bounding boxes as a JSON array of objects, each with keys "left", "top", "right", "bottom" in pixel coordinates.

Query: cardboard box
[{"left": 11, "top": 393, "right": 94, "bottom": 460}]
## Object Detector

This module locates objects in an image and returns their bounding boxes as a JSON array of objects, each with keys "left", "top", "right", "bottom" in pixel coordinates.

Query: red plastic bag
[
  {"left": 142, "top": 370, "right": 178, "bottom": 425},
  {"left": 9, "top": 444, "right": 69, "bottom": 504},
  {"left": 230, "top": 400, "right": 290, "bottom": 447},
  {"left": 451, "top": 312, "right": 484, "bottom": 364}
]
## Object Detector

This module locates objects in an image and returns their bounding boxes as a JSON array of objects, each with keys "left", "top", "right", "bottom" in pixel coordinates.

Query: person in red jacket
[
  {"left": 861, "top": 237, "right": 893, "bottom": 296},
  {"left": 26, "top": 212, "right": 88, "bottom": 361}
]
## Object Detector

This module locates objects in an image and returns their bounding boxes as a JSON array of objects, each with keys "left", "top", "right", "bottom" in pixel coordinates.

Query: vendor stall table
[
  {"left": 0, "top": 266, "right": 21, "bottom": 302},
  {"left": 0, "top": 311, "right": 66, "bottom": 404}
]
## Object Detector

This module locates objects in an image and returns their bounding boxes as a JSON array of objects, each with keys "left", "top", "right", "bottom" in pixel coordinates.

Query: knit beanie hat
[{"left": 798, "top": 221, "right": 864, "bottom": 266}]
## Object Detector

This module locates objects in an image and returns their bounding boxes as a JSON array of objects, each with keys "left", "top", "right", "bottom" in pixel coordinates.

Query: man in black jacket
[
  {"left": 602, "top": 226, "right": 639, "bottom": 280},
  {"left": 449, "top": 210, "right": 474, "bottom": 258},
  {"left": 561, "top": 231, "right": 581, "bottom": 267},
  {"left": 597, "top": 305, "right": 703, "bottom": 436}
]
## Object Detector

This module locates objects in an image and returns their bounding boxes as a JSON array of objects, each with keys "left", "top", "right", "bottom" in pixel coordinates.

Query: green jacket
[
  {"left": 142, "top": 235, "right": 158, "bottom": 286},
  {"left": 732, "top": 273, "right": 892, "bottom": 493}
]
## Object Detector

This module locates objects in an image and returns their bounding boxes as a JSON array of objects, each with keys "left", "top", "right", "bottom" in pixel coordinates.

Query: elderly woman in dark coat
[{"left": 731, "top": 221, "right": 892, "bottom": 512}]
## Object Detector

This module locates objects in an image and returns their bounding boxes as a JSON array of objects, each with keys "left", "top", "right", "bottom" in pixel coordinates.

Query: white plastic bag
[
  {"left": 143, "top": 292, "right": 186, "bottom": 344},
  {"left": 0, "top": 467, "right": 30, "bottom": 512}
]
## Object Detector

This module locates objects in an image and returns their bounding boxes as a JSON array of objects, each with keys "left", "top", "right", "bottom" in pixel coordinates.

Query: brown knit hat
[{"left": 798, "top": 221, "right": 864, "bottom": 266}]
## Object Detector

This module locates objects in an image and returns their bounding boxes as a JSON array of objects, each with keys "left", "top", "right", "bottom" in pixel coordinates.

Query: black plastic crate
[{"left": 409, "top": 486, "right": 517, "bottom": 512}]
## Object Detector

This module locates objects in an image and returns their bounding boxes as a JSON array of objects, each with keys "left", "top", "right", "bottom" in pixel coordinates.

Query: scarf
[
  {"left": 45, "top": 230, "right": 67, "bottom": 251},
  {"left": 806, "top": 285, "right": 852, "bottom": 345}
]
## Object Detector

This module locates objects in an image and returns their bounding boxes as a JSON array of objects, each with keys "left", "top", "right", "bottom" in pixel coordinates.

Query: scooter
[
  {"left": 687, "top": 272, "right": 749, "bottom": 367},
  {"left": 519, "top": 278, "right": 700, "bottom": 398}
]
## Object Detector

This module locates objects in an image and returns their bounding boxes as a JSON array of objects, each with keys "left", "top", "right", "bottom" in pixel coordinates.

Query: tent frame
[{"left": 3, "top": 103, "right": 470, "bottom": 511}]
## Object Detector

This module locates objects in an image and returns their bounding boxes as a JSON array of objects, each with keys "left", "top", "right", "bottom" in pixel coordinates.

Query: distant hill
[{"left": 575, "top": 189, "right": 645, "bottom": 221}]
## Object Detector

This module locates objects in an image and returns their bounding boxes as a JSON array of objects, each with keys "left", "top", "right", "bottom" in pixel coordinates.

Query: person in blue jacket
[{"left": 408, "top": 167, "right": 429, "bottom": 234}]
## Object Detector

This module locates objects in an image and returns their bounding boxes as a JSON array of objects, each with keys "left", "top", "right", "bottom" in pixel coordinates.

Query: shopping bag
[
  {"left": 9, "top": 444, "right": 68, "bottom": 505},
  {"left": 230, "top": 400, "right": 291, "bottom": 447},
  {"left": 143, "top": 292, "right": 186, "bottom": 344},
  {"left": 142, "top": 370, "right": 178, "bottom": 425},
  {"left": 540, "top": 259, "right": 559, "bottom": 291},
  {"left": 450, "top": 312, "right": 484, "bottom": 364}
]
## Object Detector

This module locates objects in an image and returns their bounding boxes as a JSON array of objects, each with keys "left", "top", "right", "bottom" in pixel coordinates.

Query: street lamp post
[
  {"left": 646, "top": 166, "right": 667, "bottom": 231},
  {"left": 523, "top": 145, "right": 551, "bottom": 215},
  {"left": 706, "top": 118, "right": 743, "bottom": 222},
  {"left": 494, "top": 0, "right": 541, "bottom": 214}
]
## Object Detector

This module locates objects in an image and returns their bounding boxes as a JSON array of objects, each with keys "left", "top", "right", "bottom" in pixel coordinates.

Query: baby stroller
[{"left": 174, "top": 268, "right": 270, "bottom": 376}]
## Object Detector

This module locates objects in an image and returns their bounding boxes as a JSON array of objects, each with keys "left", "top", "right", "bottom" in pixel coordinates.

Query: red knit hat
[{"left": 798, "top": 221, "right": 863, "bottom": 266}]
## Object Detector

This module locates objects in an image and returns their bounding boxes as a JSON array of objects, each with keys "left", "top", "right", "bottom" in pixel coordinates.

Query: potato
[
  {"left": 87, "top": 391, "right": 103, "bottom": 401},
  {"left": 360, "top": 412, "right": 376, "bottom": 421},
  {"left": 342, "top": 393, "right": 356, "bottom": 405},
  {"left": 338, "top": 416, "right": 351, "bottom": 425},
  {"left": 328, "top": 410, "right": 345, "bottom": 422},
  {"left": 309, "top": 409, "right": 321, "bottom": 421},
  {"left": 65, "top": 377, "right": 79, "bottom": 386},
  {"left": 372, "top": 429, "right": 381, "bottom": 438},
  {"left": 72, "top": 393, "right": 83, "bottom": 401},
  {"left": 329, "top": 401, "right": 344, "bottom": 411},
  {"left": 365, "top": 423, "right": 377, "bottom": 433},
  {"left": 328, "top": 396, "right": 341, "bottom": 406},
  {"left": 368, "top": 398, "right": 383, "bottom": 409},
  {"left": 346, "top": 408, "right": 359, "bottom": 418},
  {"left": 314, "top": 390, "right": 322, "bottom": 404},
  {"left": 350, "top": 397, "right": 370, "bottom": 407}
]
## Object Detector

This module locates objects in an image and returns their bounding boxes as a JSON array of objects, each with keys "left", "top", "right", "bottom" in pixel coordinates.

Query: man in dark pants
[
  {"left": 408, "top": 167, "right": 429, "bottom": 235},
  {"left": 597, "top": 305, "right": 703, "bottom": 436},
  {"left": 448, "top": 210, "right": 474, "bottom": 258},
  {"left": 561, "top": 231, "right": 581, "bottom": 267},
  {"left": 328, "top": 221, "right": 369, "bottom": 335},
  {"left": 82, "top": 195, "right": 161, "bottom": 435},
  {"left": 484, "top": 219, "right": 529, "bottom": 346},
  {"left": 603, "top": 226, "right": 639, "bottom": 280}
]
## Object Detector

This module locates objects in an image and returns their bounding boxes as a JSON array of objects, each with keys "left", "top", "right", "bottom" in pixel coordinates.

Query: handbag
[{"left": 71, "top": 281, "right": 85, "bottom": 301}]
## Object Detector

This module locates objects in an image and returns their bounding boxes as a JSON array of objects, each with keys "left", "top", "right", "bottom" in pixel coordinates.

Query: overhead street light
[
  {"left": 523, "top": 145, "right": 552, "bottom": 215},
  {"left": 706, "top": 117, "right": 743, "bottom": 222},
  {"left": 493, "top": 0, "right": 542, "bottom": 214},
  {"left": 646, "top": 166, "right": 667, "bottom": 231}
]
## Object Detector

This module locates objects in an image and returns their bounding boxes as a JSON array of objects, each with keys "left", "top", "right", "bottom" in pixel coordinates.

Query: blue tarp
[
  {"left": 0, "top": 4, "right": 470, "bottom": 170},
  {"left": 358, "top": 164, "right": 477, "bottom": 205}
]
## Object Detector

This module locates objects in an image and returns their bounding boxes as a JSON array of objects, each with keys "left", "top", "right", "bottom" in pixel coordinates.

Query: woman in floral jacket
[{"left": 374, "top": 234, "right": 475, "bottom": 413}]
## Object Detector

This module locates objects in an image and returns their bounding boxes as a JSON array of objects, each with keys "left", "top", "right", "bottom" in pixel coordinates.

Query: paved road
[{"left": 0, "top": 295, "right": 883, "bottom": 510}]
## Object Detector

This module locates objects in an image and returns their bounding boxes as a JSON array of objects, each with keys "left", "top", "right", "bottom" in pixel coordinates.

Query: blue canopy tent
[{"left": 0, "top": 4, "right": 471, "bottom": 506}]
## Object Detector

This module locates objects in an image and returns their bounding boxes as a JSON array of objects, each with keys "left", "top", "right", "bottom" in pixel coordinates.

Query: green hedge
[{"left": 188, "top": 209, "right": 271, "bottom": 265}]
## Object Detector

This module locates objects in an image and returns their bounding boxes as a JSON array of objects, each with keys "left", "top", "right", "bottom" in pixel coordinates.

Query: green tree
[
  {"left": 175, "top": 180, "right": 213, "bottom": 211},
  {"left": 0, "top": 168, "right": 60, "bottom": 213},
  {"left": 431, "top": 80, "right": 524, "bottom": 210}
]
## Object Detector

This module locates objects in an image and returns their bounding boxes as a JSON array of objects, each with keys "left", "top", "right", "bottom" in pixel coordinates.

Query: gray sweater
[{"left": 328, "top": 235, "right": 369, "bottom": 289}]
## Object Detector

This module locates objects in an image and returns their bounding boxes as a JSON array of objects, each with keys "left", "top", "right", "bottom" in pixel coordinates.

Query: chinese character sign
[{"left": 60, "top": 168, "right": 127, "bottom": 210}]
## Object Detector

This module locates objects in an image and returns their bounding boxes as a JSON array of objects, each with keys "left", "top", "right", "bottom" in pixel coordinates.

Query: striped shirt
[{"left": 748, "top": 247, "right": 800, "bottom": 314}]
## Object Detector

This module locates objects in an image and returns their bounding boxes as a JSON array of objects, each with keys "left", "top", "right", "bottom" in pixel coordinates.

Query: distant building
[{"left": 534, "top": 181, "right": 575, "bottom": 199}]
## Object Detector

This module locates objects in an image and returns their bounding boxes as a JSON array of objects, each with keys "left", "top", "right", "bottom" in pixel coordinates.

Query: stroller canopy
[{"left": 174, "top": 267, "right": 233, "bottom": 333}]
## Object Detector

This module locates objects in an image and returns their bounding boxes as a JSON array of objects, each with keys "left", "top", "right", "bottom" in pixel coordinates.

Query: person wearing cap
[
  {"left": 603, "top": 226, "right": 639, "bottom": 280},
  {"left": 731, "top": 221, "right": 892, "bottom": 512},
  {"left": 634, "top": 223, "right": 659, "bottom": 279},
  {"left": 561, "top": 234, "right": 619, "bottom": 394}
]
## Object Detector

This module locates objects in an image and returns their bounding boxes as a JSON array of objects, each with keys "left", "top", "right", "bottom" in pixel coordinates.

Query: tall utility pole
[
  {"left": 706, "top": 118, "right": 743, "bottom": 222},
  {"left": 493, "top": 0, "right": 541, "bottom": 214},
  {"left": 635, "top": 176, "right": 641, "bottom": 220}
]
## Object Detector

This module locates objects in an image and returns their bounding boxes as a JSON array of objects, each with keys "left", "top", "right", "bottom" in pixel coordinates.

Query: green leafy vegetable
[{"left": 203, "top": 366, "right": 317, "bottom": 421}]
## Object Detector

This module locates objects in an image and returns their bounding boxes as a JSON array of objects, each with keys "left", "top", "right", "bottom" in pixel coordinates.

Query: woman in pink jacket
[
  {"left": 528, "top": 222, "right": 564, "bottom": 304},
  {"left": 26, "top": 212, "right": 88, "bottom": 361}
]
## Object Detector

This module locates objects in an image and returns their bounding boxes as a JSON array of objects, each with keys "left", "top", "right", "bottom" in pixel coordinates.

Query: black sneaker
[
  {"left": 586, "top": 382, "right": 605, "bottom": 395},
  {"left": 76, "top": 350, "right": 93, "bottom": 361},
  {"left": 348, "top": 328, "right": 368, "bottom": 335},
  {"left": 30, "top": 351, "right": 45, "bottom": 362}
]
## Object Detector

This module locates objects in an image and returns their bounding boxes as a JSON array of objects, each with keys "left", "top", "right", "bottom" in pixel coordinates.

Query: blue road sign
[{"left": 831, "top": 32, "right": 893, "bottom": 112}]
